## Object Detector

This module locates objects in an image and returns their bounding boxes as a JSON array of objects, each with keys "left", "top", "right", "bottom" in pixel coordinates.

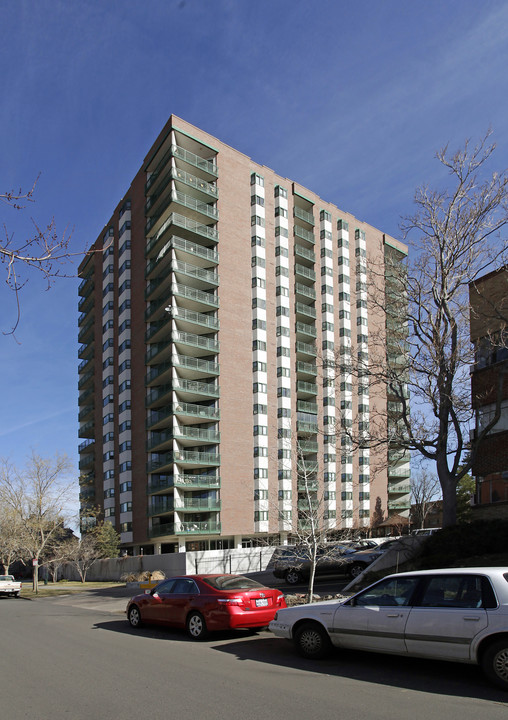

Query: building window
[
  {"left": 254, "top": 425, "right": 268, "bottom": 436},
  {"left": 253, "top": 404, "right": 267, "bottom": 415},
  {"left": 254, "top": 468, "right": 268, "bottom": 479},
  {"left": 254, "top": 489, "right": 268, "bottom": 500},
  {"left": 253, "top": 340, "right": 267, "bottom": 352},
  {"left": 120, "top": 481, "right": 132, "bottom": 493},
  {"left": 254, "top": 511, "right": 268, "bottom": 522},
  {"left": 275, "top": 185, "right": 288, "bottom": 198},
  {"left": 251, "top": 173, "right": 264, "bottom": 187},
  {"left": 120, "top": 502, "right": 132, "bottom": 513}
]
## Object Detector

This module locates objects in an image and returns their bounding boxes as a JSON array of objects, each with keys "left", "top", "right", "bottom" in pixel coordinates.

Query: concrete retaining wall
[{"left": 62, "top": 546, "right": 277, "bottom": 582}]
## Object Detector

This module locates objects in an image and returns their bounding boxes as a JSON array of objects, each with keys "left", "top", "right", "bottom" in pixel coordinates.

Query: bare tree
[
  {"left": 0, "top": 506, "right": 25, "bottom": 574},
  {"left": 410, "top": 469, "right": 441, "bottom": 530},
  {"left": 341, "top": 131, "right": 508, "bottom": 528},
  {"left": 67, "top": 534, "right": 101, "bottom": 583},
  {"left": 0, "top": 453, "right": 75, "bottom": 592},
  {"left": 1, "top": 177, "right": 76, "bottom": 336}
]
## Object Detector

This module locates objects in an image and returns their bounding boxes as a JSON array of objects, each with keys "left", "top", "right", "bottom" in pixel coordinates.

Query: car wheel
[
  {"left": 481, "top": 639, "right": 508, "bottom": 689},
  {"left": 128, "top": 605, "right": 142, "bottom": 629},
  {"left": 285, "top": 568, "right": 303, "bottom": 585},
  {"left": 294, "top": 622, "right": 332, "bottom": 659},
  {"left": 348, "top": 563, "right": 366, "bottom": 578},
  {"left": 186, "top": 611, "right": 208, "bottom": 641}
]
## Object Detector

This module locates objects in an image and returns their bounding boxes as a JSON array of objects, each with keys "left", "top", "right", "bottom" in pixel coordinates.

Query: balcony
[
  {"left": 175, "top": 521, "right": 221, "bottom": 535},
  {"left": 295, "top": 322, "right": 316, "bottom": 339},
  {"left": 172, "top": 144, "right": 218, "bottom": 180},
  {"left": 147, "top": 497, "right": 174, "bottom": 517},
  {"left": 174, "top": 474, "right": 221, "bottom": 489},
  {"left": 171, "top": 260, "right": 219, "bottom": 289},
  {"left": 174, "top": 498, "right": 221, "bottom": 512},
  {"left": 173, "top": 355, "right": 220, "bottom": 379},
  {"left": 296, "top": 361, "right": 317, "bottom": 377},
  {"left": 387, "top": 466, "right": 411, "bottom": 479},
  {"left": 295, "top": 283, "right": 316, "bottom": 301},
  {"left": 387, "top": 500, "right": 411, "bottom": 510},
  {"left": 293, "top": 206, "right": 315, "bottom": 227},
  {"left": 294, "top": 225, "right": 315, "bottom": 245},
  {"left": 146, "top": 213, "right": 218, "bottom": 255},
  {"left": 172, "top": 330, "right": 219, "bottom": 356},
  {"left": 295, "top": 302, "right": 316, "bottom": 320},
  {"left": 297, "top": 400, "right": 318, "bottom": 414},
  {"left": 172, "top": 306, "right": 219, "bottom": 333},
  {"left": 173, "top": 378, "right": 220, "bottom": 400},
  {"left": 297, "top": 380, "right": 317, "bottom": 397},
  {"left": 172, "top": 283, "right": 219, "bottom": 311},
  {"left": 294, "top": 244, "right": 315, "bottom": 264},
  {"left": 296, "top": 341, "right": 317, "bottom": 358},
  {"left": 295, "top": 264, "right": 316, "bottom": 283}
]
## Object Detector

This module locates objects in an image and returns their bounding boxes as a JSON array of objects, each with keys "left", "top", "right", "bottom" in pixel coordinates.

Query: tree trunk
[{"left": 440, "top": 475, "right": 458, "bottom": 528}]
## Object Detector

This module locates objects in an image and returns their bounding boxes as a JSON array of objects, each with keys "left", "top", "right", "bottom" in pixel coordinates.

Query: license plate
[{"left": 255, "top": 598, "right": 268, "bottom": 607}]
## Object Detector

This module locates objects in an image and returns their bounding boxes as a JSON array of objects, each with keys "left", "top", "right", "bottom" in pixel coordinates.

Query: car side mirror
[{"left": 348, "top": 598, "right": 356, "bottom": 607}]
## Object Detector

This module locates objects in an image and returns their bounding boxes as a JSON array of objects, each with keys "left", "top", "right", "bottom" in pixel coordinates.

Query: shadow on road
[
  {"left": 212, "top": 635, "right": 508, "bottom": 703},
  {"left": 93, "top": 617, "right": 508, "bottom": 703}
]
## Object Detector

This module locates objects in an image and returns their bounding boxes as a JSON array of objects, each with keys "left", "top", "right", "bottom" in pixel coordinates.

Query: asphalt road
[{"left": 0, "top": 591, "right": 507, "bottom": 720}]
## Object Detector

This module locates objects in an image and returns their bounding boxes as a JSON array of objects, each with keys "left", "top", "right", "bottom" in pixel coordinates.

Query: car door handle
[
  {"left": 386, "top": 613, "right": 401, "bottom": 618},
  {"left": 463, "top": 616, "right": 480, "bottom": 621}
]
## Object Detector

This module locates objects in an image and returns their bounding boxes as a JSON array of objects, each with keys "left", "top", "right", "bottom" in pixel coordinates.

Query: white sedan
[{"left": 269, "top": 567, "right": 508, "bottom": 690}]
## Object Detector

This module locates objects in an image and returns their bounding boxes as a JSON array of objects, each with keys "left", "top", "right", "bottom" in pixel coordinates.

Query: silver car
[{"left": 269, "top": 567, "right": 508, "bottom": 690}]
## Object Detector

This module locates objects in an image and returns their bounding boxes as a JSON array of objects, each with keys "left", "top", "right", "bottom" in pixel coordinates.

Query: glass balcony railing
[
  {"left": 295, "top": 283, "right": 316, "bottom": 300},
  {"left": 296, "top": 341, "right": 317, "bottom": 356},
  {"left": 174, "top": 475, "right": 221, "bottom": 489},
  {"left": 148, "top": 498, "right": 174, "bottom": 516},
  {"left": 172, "top": 260, "right": 219, "bottom": 286},
  {"left": 172, "top": 167, "right": 218, "bottom": 198},
  {"left": 294, "top": 244, "right": 315, "bottom": 263},
  {"left": 296, "top": 361, "right": 317, "bottom": 376},
  {"left": 173, "top": 283, "right": 219, "bottom": 308},
  {"left": 172, "top": 331, "right": 219, "bottom": 354},
  {"left": 174, "top": 498, "right": 221, "bottom": 512},
  {"left": 295, "top": 322, "right": 317, "bottom": 338},
  {"left": 293, "top": 206, "right": 315, "bottom": 226},
  {"left": 146, "top": 212, "right": 218, "bottom": 247},
  {"left": 175, "top": 521, "right": 221, "bottom": 535},
  {"left": 295, "top": 264, "right": 316, "bottom": 282},
  {"left": 173, "top": 355, "right": 220, "bottom": 376},
  {"left": 295, "top": 302, "right": 316, "bottom": 319},
  {"left": 294, "top": 225, "right": 315, "bottom": 244},
  {"left": 172, "top": 306, "right": 219, "bottom": 331}
]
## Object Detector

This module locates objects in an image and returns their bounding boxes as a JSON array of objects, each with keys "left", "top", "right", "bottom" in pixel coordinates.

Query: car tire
[
  {"left": 294, "top": 622, "right": 332, "bottom": 659},
  {"left": 481, "top": 639, "right": 508, "bottom": 689},
  {"left": 186, "top": 611, "right": 208, "bottom": 641},
  {"left": 348, "top": 563, "right": 366, "bottom": 579},
  {"left": 285, "top": 569, "right": 303, "bottom": 585},
  {"left": 128, "top": 605, "right": 142, "bottom": 629}
]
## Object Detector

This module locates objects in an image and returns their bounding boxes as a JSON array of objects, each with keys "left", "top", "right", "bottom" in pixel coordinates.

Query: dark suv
[{"left": 272, "top": 543, "right": 384, "bottom": 584}]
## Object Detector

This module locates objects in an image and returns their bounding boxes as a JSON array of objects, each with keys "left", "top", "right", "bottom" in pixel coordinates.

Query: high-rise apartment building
[
  {"left": 470, "top": 266, "right": 508, "bottom": 518},
  {"left": 78, "top": 115, "right": 410, "bottom": 555}
]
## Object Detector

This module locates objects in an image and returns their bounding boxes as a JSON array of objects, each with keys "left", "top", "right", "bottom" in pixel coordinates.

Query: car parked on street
[
  {"left": 126, "top": 574, "right": 286, "bottom": 640},
  {"left": 272, "top": 542, "right": 385, "bottom": 584},
  {"left": 269, "top": 567, "right": 508, "bottom": 690}
]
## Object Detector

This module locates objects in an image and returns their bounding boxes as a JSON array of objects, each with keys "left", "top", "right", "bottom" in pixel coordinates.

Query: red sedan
[{"left": 126, "top": 574, "right": 286, "bottom": 640}]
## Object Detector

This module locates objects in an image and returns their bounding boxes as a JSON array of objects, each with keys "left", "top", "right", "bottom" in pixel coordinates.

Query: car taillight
[{"left": 217, "top": 598, "right": 243, "bottom": 605}]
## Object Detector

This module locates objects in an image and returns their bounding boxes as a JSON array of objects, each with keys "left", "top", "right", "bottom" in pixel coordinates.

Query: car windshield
[
  {"left": 0, "top": 576, "right": 14, "bottom": 581},
  {"left": 202, "top": 575, "right": 264, "bottom": 591}
]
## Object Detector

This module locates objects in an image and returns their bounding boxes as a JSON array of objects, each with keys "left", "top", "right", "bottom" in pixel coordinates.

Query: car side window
[
  {"left": 418, "top": 575, "right": 495, "bottom": 609},
  {"left": 353, "top": 577, "right": 419, "bottom": 607},
  {"left": 172, "top": 579, "right": 198, "bottom": 594},
  {"left": 155, "top": 580, "right": 175, "bottom": 594}
]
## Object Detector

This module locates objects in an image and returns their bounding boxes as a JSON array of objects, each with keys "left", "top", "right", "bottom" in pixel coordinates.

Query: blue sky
[{"left": 1, "top": 0, "right": 508, "bottom": 494}]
